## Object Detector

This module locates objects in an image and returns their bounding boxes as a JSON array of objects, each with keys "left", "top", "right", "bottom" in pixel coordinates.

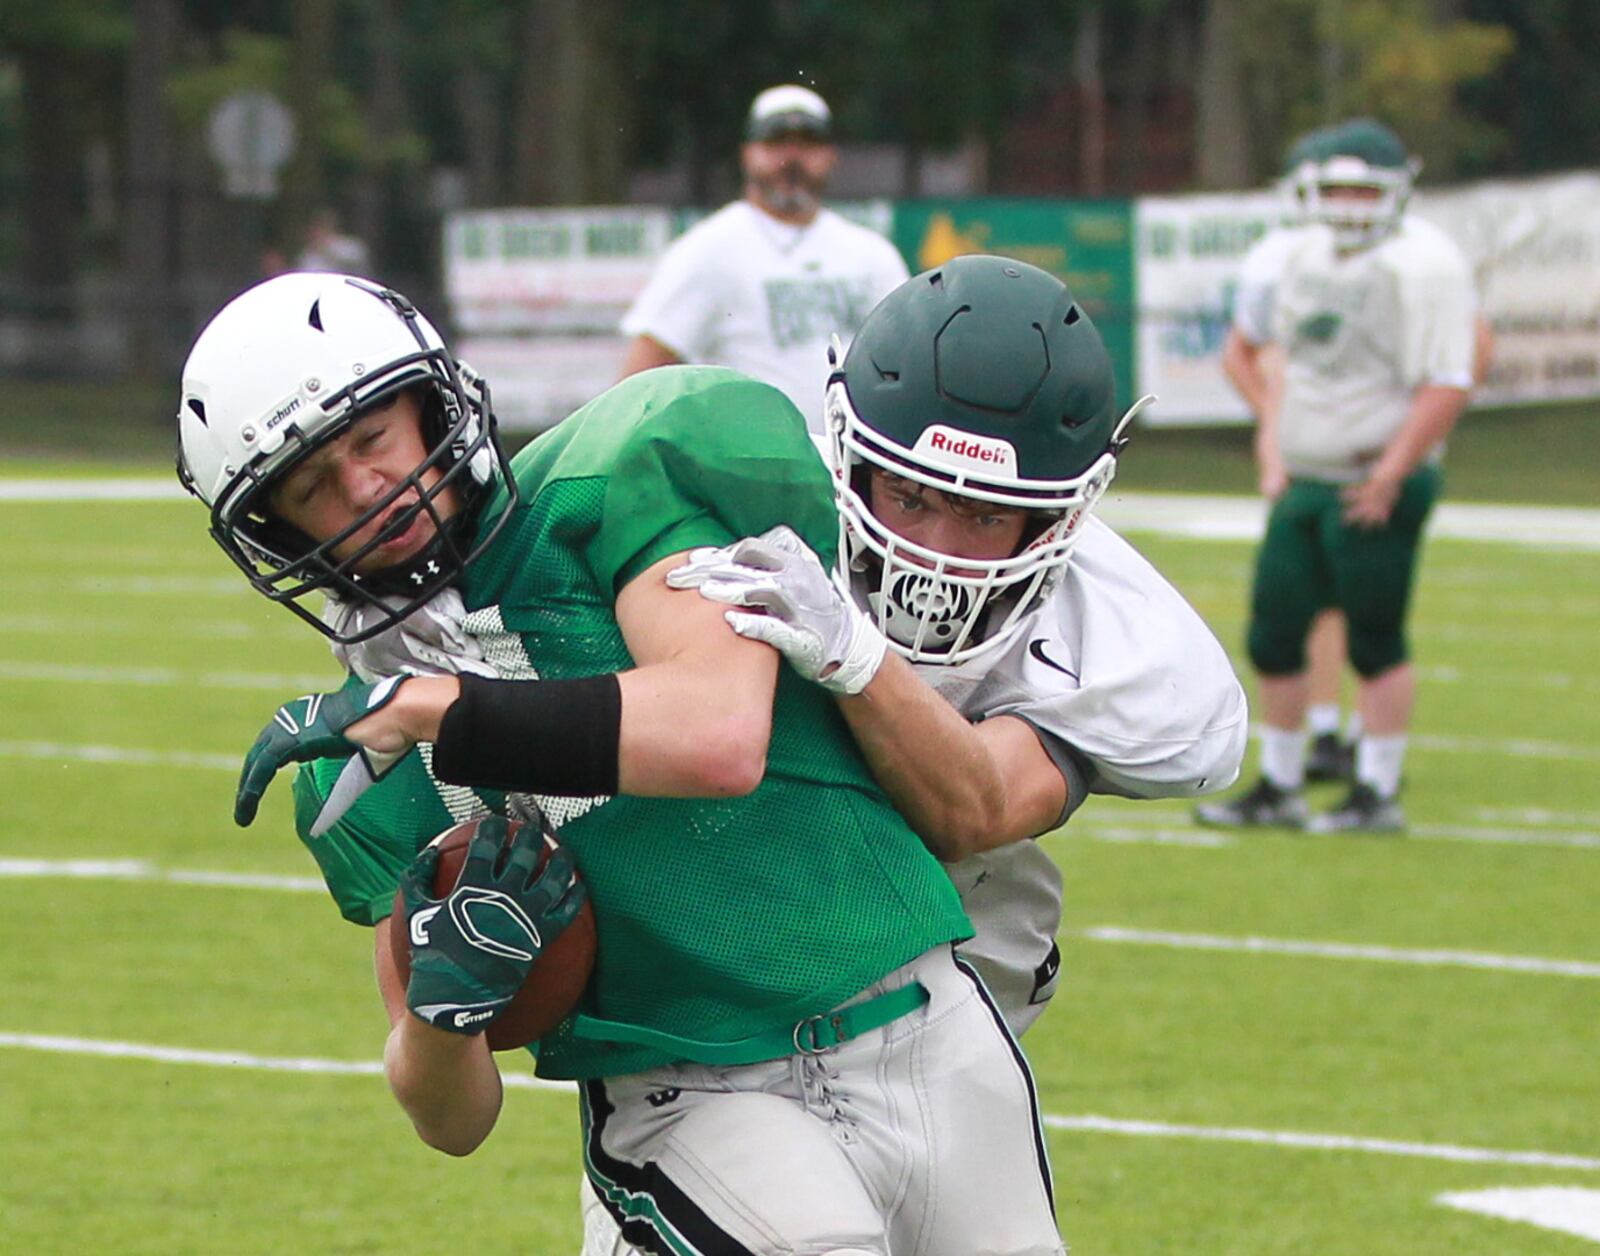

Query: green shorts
[{"left": 1246, "top": 465, "right": 1440, "bottom": 678}]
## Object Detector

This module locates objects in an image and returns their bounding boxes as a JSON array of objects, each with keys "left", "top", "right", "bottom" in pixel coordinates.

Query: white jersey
[
  {"left": 620, "top": 201, "right": 909, "bottom": 428},
  {"left": 1252, "top": 217, "right": 1477, "bottom": 482},
  {"left": 1233, "top": 225, "right": 1307, "bottom": 346},
  {"left": 916, "top": 517, "right": 1249, "bottom": 1036}
]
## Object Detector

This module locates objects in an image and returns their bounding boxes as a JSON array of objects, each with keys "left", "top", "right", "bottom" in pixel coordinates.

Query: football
[{"left": 388, "top": 814, "right": 597, "bottom": 1051}]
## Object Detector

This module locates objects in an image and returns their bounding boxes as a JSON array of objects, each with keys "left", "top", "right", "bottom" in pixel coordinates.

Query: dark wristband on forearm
[{"left": 431, "top": 673, "right": 622, "bottom": 795}]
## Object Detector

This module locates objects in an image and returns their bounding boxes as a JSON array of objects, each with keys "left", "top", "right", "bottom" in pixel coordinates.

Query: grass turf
[{"left": 0, "top": 493, "right": 1596, "bottom": 1252}]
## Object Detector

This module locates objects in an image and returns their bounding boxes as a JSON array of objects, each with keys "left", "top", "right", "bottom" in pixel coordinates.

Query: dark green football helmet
[
  {"left": 826, "top": 254, "right": 1148, "bottom": 663},
  {"left": 1283, "top": 117, "right": 1418, "bottom": 249}
]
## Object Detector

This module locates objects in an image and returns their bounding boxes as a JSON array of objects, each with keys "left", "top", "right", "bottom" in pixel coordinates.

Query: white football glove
[
  {"left": 667, "top": 525, "right": 887, "bottom": 696},
  {"left": 324, "top": 588, "right": 499, "bottom": 682}
]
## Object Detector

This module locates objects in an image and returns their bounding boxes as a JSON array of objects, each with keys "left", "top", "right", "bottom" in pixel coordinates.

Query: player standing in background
[
  {"left": 1229, "top": 126, "right": 1361, "bottom": 786},
  {"left": 618, "top": 85, "right": 910, "bottom": 429},
  {"left": 1196, "top": 119, "right": 1479, "bottom": 833},
  {"left": 669, "top": 255, "right": 1249, "bottom": 1039},
  {"left": 178, "top": 272, "right": 1064, "bottom": 1255}
]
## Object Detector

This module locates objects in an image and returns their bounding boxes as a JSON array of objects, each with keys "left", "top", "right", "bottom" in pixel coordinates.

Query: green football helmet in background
[
  {"left": 826, "top": 254, "right": 1149, "bottom": 663},
  {"left": 1284, "top": 117, "right": 1419, "bottom": 249}
]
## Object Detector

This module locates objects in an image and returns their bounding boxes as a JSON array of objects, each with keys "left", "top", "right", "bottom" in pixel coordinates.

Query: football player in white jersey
[
  {"left": 1196, "top": 119, "right": 1479, "bottom": 833},
  {"left": 618, "top": 85, "right": 909, "bottom": 428},
  {"left": 669, "top": 254, "right": 1249, "bottom": 1038},
  {"left": 1229, "top": 126, "right": 1360, "bottom": 787}
]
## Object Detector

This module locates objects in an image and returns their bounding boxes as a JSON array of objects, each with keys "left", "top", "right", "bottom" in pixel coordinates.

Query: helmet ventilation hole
[
  {"left": 1064, "top": 305, "right": 1081, "bottom": 326},
  {"left": 308, "top": 299, "right": 324, "bottom": 331}
]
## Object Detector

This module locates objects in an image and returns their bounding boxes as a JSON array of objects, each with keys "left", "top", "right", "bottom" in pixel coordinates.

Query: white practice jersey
[
  {"left": 621, "top": 201, "right": 910, "bottom": 429},
  {"left": 915, "top": 517, "right": 1249, "bottom": 1036},
  {"left": 1246, "top": 217, "right": 1476, "bottom": 482},
  {"left": 1233, "top": 224, "right": 1307, "bottom": 346}
]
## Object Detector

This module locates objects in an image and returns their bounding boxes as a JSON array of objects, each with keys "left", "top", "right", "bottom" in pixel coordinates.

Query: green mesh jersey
[{"left": 295, "top": 366, "right": 970, "bottom": 1080}]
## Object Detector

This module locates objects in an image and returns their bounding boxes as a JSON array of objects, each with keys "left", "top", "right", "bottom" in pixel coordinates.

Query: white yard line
[
  {"left": 0, "top": 659, "right": 333, "bottom": 691},
  {"left": 0, "top": 740, "right": 237, "bottom": 770},
  {"left": 0, "top": 480, "right": 187, "bottom": 501},
  {"left": 1084, "top": 926, "right": 1600, "bottom": 978},
  {"left": 1410, "top": 733, "right": 1600, "bottom": 763},
  {"left": 3, "top": 1031, "right": 1596, "bottom": 1171},
  {"left": 6, "top": 860, "right": 1597, "bottom": 977},
  {"left": 1080, "top": 827, "right": 1234, "bottom": 848},
  {"left": 67, "top": 575, "right": 248, "bottom": 595},
  {"left": 9, "top": 481, "right": 1600, "bottom": 549},
  {"left": 0, "top": 858, "right": 323, "bottom": 892},
  {"left": 1410, "top": 824, "right": 1600, "bottom": 851},
  {"left": 1048, "top": 1114, "right": 1600, "bottom": 1172},
  {"left": 0, "top": 613, "right": 297, "bottom": 640},
  {"left": 1097, "top": 493, "right": 1600, "bottom": 552},
  {"left": 1473, "top": 807, "right": 1600, "bottom": 827}
]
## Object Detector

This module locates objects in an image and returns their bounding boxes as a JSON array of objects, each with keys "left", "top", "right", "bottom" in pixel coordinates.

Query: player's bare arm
[
  {"left": 839, "top": 658, "right": 1066, "bottom": 860},
  {"left": 234, "top": 554, "right": 781, "bottom": 826},
  {"left": 1223, "top": 328, "right": 1288, "bottom": 498},
  {"left": 1343, "top": 383, "right": 1469, "bottom": 526},
  {"left": 375, "top": 918, "right": 503, "bottom": 1155},
  {"left": 618, "top": 333, "right": 683, "bottom": 379},
  {"left": 612, "top": 550, "right": 779, "bottom": 798}
]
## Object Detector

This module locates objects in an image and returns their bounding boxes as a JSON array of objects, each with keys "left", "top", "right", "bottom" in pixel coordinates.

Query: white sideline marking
[
  {"left": 1411, "top": 733, "right": 1600, "bottom": 763},
  {"left": 1077, "top": 811, "right": 1600, "bottom": 853},
  {"left": 1438, "top": 1187, "right": 1600, "bottom": 1242},
  {"left": 7, "top": 725, "right": 1594, "bottom": 784},
  {"left": 1474, "top": 807, "right": 1600, "bottom": 827},
  {"left": 1048, "top": 1115, "right": 1600, "bottom": 1172},
  {"left": 4, "top": 1031, "right": 1596, "bottom": 1172},
  {"left": 10, "top": 859, "right": 1598, "bottom": 982},
  {"left": 1085, "top": 927, "right": 1600, "bottom": 978},
  {"left": 0, "top": 1032, "right": 572, "bottom": 1093},
  {"left": 69, "top": 576, "right": 246, "bottom": 595},
  {"left": 0, "top": 479, "right": 187, "bottom": 502},
  {"left": 1412, "top": 824, "right": 1600, "bottom": 850},
  {"left": 0, "top": 613, "right": 282, "bottom": 640},
  {"left": 0, "top": 740, "right": 237, "bottom": 771},
  {"left": 9, "top": 480, "right": 1600, "bottom": 549},
  {"left": 1236, "top": 724, "right": 1599, "bottom": 763},
  {"left": 1082, "top": 827, "right": 1233, "bottom": 848},
  {"left": 0, "top": 858, "right": 323, "bottom": 893},
  {"left": 0, "top": 659, "right": 333, "bottom": 691},
  {"left": 1097, "top": 493, "right": 1600, "bottom": 551}
]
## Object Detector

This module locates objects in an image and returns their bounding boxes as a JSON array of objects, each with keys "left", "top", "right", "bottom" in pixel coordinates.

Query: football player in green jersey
[{"left": 178, "top": 272, "right": 1064, "bottom": 1254}]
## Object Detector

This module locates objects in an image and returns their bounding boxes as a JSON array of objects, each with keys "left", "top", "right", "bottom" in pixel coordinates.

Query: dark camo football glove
[
  {"left": 234, "top": 676, "right": 409, "bottom": 827},
  {"left": 399, "top": 815, "right": 588, "bottom": 1035}
]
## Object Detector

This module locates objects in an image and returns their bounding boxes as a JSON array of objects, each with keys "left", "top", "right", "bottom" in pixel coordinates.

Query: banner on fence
[
  {"left": 891, "top": 199, "right": 1138, "bottom": 417},
  {"left": 445, "top": 179, "right": 1600, "bottom": 430}
]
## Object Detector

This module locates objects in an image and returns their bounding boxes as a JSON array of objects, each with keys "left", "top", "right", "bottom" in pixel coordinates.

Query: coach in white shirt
[{"left": 619, "top": 85, "right": 910, "bottom": 429}]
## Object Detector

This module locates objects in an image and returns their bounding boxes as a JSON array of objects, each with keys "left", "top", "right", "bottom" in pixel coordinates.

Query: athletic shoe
[
  {"left": 1304, "top": 783, "right": 1406, "bottom": 834},
  {"left": 1193, "top": 777, "right": 1310, "bottom": 828},
  {"left": 1304, "top": 731, "right": 1355, "bottom": 783}
]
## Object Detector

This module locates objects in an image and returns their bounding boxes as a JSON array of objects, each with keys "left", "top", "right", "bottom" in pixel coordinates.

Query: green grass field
[{"left": 1, "top": 485, "right": 1597, "bottom": 1254}]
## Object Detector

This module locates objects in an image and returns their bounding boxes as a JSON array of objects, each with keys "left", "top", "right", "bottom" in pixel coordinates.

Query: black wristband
[{"left": 432, "top": 673, "right": 622, "bottom": 795}]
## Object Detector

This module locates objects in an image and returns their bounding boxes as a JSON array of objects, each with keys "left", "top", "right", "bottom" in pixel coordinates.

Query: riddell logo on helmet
[{"left": 914, "top": 426, "right": 1018, "bottom": 476}]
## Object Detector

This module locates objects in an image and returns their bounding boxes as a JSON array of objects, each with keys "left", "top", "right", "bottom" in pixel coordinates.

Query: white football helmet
[
  {"left": 1286, "top": 118, "right": 1420, "bottom": 251},
  {"left": 177, "top": 273, "right": 516, "bottom": 643}
]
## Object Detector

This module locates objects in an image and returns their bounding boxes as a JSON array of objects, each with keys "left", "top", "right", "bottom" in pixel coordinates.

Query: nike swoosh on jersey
[{"left": 1028, "top": 639, "right": 1079, "bottom": 680}]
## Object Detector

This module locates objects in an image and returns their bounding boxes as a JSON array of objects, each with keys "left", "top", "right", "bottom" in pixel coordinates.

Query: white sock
[
  {"left": 1345, "top": 711, "right": 1364, "bottom": 742},
  {"left": 1356, "top": 735, "right": 1406, "bottom": 798},
  {"left": 1259, "top": 727, "right": 1308, "bottom": 791},
  {"left": 1307, "top": 703, "right": 1342, "bottom": 737}
]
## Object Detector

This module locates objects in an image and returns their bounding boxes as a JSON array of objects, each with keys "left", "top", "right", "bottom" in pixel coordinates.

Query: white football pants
[{"left": 577, "top": 945, "right": 1064, "bottom": 1256}]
